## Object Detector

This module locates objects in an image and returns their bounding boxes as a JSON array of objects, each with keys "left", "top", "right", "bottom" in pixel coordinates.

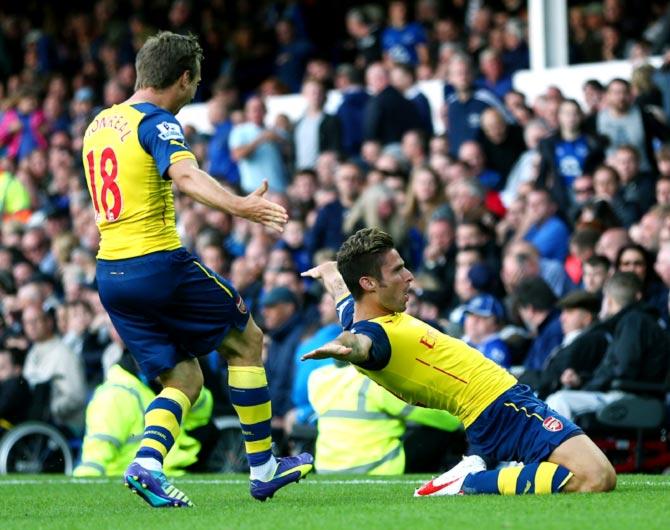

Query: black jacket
[
  {"left": 0, "top": 375, "right": 32, "bottom": 425},
  {"left": 520, "top": 322, "right": 610, "bottom": 399},
  {"left": 363, "top": 86, "right": 422, "bottom": 146},
  {"left": 583, "top": 303, "right": 670, "bottom": 391}
]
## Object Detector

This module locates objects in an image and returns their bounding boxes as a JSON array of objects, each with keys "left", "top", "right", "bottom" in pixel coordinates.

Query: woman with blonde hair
[{"left": 343, "top": 183, "right": 407, "bottom": 246}]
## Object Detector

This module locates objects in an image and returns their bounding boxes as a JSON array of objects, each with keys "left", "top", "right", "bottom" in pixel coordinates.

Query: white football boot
[{"left": 414, "top": 455, "right": 487, "bottom": 497}]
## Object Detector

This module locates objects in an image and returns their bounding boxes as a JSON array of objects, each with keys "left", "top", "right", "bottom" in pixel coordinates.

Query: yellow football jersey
[
  {"left": 337, "top": 296, "right": 516, "bottom": 428},
  {"left": 82, "top": 102, "right": 196, "bottom": 260}
]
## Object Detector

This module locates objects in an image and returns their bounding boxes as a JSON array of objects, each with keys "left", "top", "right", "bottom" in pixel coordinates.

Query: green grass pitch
[{"left": 0, "top": 474, "right": 669, "bottom": 530}]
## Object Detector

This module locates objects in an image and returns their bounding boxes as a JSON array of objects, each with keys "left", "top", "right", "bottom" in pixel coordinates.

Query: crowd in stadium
[{"left": 1, "top": 0, "right": 670, "bottom": 475}]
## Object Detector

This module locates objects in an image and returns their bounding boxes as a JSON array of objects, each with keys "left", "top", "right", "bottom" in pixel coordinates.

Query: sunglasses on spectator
[{"left": 573, "top": 186, "right": 594, "bottom": 194}]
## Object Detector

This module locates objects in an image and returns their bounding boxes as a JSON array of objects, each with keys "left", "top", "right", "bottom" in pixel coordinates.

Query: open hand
[
  {"left": 301, "top": 342, "right": 352, "bottom": 361},
  {"left": 301, "top": 261, "right": 338, "bottom": 281},
  {"left": 239, "top": 180, "right": 289, "bottom": 233}
]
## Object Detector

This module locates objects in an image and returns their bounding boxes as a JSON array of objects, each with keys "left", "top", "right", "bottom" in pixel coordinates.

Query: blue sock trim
[
  {"left": 248, "top": 449, "right": 273, "bottom": 467},
  {"left": 462, "top": 470, "right": 499, "bottom": 494},
  {"left": 136, "top": 447, "right": 164, "bottom": 464},
  {"left": 229, "top": 386, "right": 271, "bottom": 407},
  {"left": 146, "top": 397, "right": 183, "bottom": 424},
  {"left": 239, "top": 421, "right": 272, "bottom": 442},
  {"left": 516, "top": 464, "right": 539, "bottom": 494},
  {"left": 142, "top": 425, "right": 175, "bottom": 450},
  {"left": 552, "top": 465, "right": 572, "bottom": 492}
]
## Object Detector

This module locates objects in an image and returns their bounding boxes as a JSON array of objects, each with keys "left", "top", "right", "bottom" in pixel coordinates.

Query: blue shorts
[
  {"left": 466, "top": 384, "right": 583, "bottom": 463},
  {"left": 96, "top": 248, "right": 249, "bottom": 380}
]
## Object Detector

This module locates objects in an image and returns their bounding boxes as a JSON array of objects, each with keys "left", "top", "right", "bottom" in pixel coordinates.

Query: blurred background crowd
[{"left": 1, "top": 0, "right": 670, "bottom": 475}]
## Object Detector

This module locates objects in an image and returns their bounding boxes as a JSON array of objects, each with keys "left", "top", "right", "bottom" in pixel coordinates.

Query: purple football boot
[
  {"left": 124, "top": 462, "right": 193, "bottom": 508},
  {"left": 250, "top": 453, "right": 314, "bottom": 501}
]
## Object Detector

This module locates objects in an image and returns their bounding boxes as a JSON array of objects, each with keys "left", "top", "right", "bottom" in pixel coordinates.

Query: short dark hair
[
  {"left": 337, "top": 228, "right": 395, "bottom": 300},
  {"left": 571, "top": 227, "right": 601, "bottom": 251},
  {"left": 607, "top": 78, "right": 630, "bottom": 91},
  {"left": 135, "top": 31, "right": 203, "bottom": 90},
  {"left": 604, "top": 271, "right": 642, "bottom": 307},
  {"left": 515, "top": 277, "right": 557, "bottom": 311},
  {"left": 584, "top": 254, "right": 610, "bottom": 270}
]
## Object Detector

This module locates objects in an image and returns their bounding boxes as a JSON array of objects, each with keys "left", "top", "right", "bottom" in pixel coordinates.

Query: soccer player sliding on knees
[
  {"left": 302, "top": 228, "right": 616, "bottom": 496},
  {"left": 83, "top": 32, "right": 312, "bottom": 508}
]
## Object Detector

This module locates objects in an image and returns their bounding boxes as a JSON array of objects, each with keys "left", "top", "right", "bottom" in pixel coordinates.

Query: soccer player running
[
  {"left": 302, "top": 228, "right": 615, "bottom": 496},
  {"left": 83, "top": 32, "right": 313, "bottom": 508}
]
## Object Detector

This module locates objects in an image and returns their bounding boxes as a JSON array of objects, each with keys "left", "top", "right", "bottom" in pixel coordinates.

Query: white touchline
[{"left": 0, "top": 478, "right": 668, "bottom": 487}]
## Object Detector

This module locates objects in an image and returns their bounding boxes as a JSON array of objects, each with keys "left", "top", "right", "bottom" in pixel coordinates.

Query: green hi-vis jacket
[
  {"left": 73, "top": 365, "right": 212, "bottom": 477},
  {"left": 308, "top": 364, "right": 461, "bottom": 475}
]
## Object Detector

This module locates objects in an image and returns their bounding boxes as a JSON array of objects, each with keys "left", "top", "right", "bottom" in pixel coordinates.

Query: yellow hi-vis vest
[
  {"left": 73, "top": 365, "right": 212, "bottom": 477},
  {"left": 308, "top": 364, "right": 460, "bottom": 475}
]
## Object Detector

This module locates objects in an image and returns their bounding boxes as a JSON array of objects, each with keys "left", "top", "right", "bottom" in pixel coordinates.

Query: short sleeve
[
  {"left": 336, "top": 295, "right": 355, "bottom": 331},
  {"left": 228, "top": 124, "right": 245, "bottom": 149},
  {"left": 136, "top": 105, "right": 196, "bottom": 179},
  {"left": 350, "top": 320, "right": 391, "bottom": 371}
]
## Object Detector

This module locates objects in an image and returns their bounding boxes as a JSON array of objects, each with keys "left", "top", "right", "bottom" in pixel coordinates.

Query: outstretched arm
[
  {"left": 301, "top": 331, "right": 372, "bottom": 365},
  {"left": 169, "top": 158, "right": 288, "bottom": 233},
  {"left": 301, "top": 261, "right": 350, "bottom": 301}
]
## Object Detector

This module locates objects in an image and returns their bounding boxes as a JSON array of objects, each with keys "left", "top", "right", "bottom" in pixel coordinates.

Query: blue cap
[
  {"left": 261, "top": 286, "right": 298, "bottom": 307},
  {"left": 74, "top": 87, "right": 94, "bottom": 103},
  {"left": 464, "top": 294, "right": 505, "bottom": 320}
]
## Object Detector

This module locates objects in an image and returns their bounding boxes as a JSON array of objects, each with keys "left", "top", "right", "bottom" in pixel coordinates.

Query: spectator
[
  {"left": 462, "top": 294, "right": 511, "bottom": 369},
  {"left": 586, "top": 78, "right": 670, "bottom": 173},
  {"left": 479, "top": 107, "right": 525, "bottom": 186},
  {"left": 445, "top": 53, "right": 508, "bottom": 157},
  {"left": 595, "top": 227, "right": 632, "bottom": 265},
  {"left": 334, "top": 64, "right": 370, "bottom": 157},
  {"left": 274, "top": 19, "right": 314, "bottom": 94},
  {"left": 458, "top": 140, "right": 502, "bottom": 192},
  {"left": 582, "top": 79, "right": 605, "bottom": 118},
  {"left": 500, "top": 119, "right": 549, "bottom": 208},
  {"left": 537, "top": 99, "right": 606, "bottom": 212},
  {"left": 582, "top": 255, "right": 611, "bottom": 294},
  {"left": 389, "top": 63, "right": 433, "bottom": 136},
  {"left": 307, "top": 161, "right": 362, "bottom": 255},
  {"left": 261, "top": 286, "right": 306, "bottom": 424},
  {"left": 205, "top": 97, "right": 240, "bottom": 187},
  {"left": 345, "top": 7, "right": 383, "bottom": 70},
  {"left": 657, "top": 176, "right": 670, "bottom": 208},
  {"left": 294, "top": 77, "right": 341, "bottom": 170},
  {"left": 515, "top": 276, "right": 563, "bottom": 372},
  {"left": 546, "top": 272, "right": 670, "bottom": 419},
  {"left": 0, "top": 88, "right": 47, "bottom": 161},
  {"left": 363, "top": 62, "right": 422, "bottom": 146},
  {"left": 476, "top": 48, "right": 513, "bottom": 101},
  {"left": 591, "top": 164, "right": 637, "bottom": 227},
  {"left": 610, "top": 144, "right": 655, "bottom": 219},
  {"left": 21, "top": 304, "right": 86, "bottom": 434},
  {"left": 381, "top": 0, "right": 429, "bottom": 66},
  {"left": 418, "top": 216, "right": 456, "bottom": 297},
  {"left": 229, "top": 96, "right": 288, "bottom": 194},
  {"left": 614, "top": 243, "right": 666, "bottom": 312},
  {"left": 516, "top": 187, "right": 571, "bottom": 262},
  {"left": 521, "top": 290, "right": 607, "bottom": 400},
  {"left": 0, "top": 346, "right": 31, "bottom": 426}
]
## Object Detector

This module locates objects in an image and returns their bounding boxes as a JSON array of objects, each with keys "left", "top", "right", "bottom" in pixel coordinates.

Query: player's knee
[
  {"left": 579, "top": 462, "right": 617, "bottom": 493},
  {"left": 239, "top": 320, "right": 264, "bottom": 362}
]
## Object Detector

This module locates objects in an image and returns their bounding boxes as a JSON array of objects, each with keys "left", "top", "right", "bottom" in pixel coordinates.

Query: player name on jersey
[{"left": 86, "top": 114, "right": 133, "bottom": 143}]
